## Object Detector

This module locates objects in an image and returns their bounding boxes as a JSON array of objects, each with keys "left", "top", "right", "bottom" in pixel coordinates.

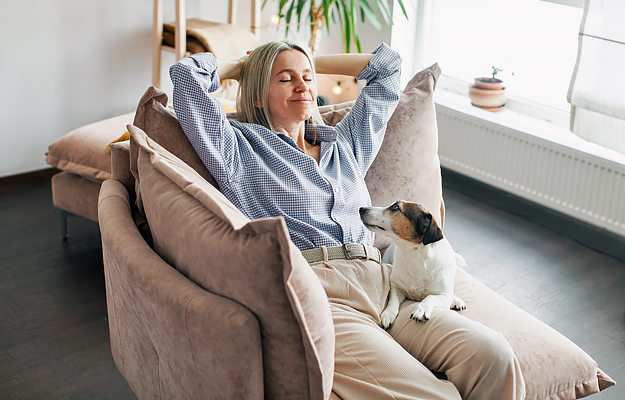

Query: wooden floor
[{"left": 0, "top": 172, "right": 623, "bottom": 399}]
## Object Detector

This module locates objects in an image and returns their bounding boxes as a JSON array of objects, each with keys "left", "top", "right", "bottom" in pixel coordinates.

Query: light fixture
[
  {"left": 332, "top": 81, "right": 342, "bottom": 95},
  {"left": 270, "top": 14, "right": 281, "bottom": 26}
]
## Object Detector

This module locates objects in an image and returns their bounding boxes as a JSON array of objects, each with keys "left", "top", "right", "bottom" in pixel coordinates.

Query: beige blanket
[{"left": 162, "top": 18, "right": 261, "bottom": 60}]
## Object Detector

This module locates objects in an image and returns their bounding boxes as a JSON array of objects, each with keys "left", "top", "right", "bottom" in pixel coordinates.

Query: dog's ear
[{"left": 423, "top": 214, "right": 444, "bottom": 245}]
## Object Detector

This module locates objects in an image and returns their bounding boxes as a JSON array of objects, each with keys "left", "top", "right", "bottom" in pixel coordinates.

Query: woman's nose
[{"left": 294, "top": 78, "right": 309, "bottom": 91}]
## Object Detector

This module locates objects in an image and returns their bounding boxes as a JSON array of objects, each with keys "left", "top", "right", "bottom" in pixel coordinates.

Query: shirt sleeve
[
  {"left": 333, "top": 43, "right": 402, "bottom": 177},
  {"left": 169, "top": 53, "right": 240, "bottom": 184}
]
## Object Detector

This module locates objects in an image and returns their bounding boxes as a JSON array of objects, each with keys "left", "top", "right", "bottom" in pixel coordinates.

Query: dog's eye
[{"left": 389, "top": 204, "right": 400, "bottom": 211}]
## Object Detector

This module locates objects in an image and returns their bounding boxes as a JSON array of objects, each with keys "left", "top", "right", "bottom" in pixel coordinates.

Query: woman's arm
[
  {"left": 169, "top": 53, "right": 242, "bottom": 184},
  {"left": 329, "top": 44, "right": 402, "bottom": 176},
  {"left": 314, "top": 53, "right": 375, "bottom": 77}
]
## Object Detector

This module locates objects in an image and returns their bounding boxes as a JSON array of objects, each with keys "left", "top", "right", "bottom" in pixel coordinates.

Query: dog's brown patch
[
  {"left": 389, "top": 202, "right": 425, "bottom": 244},
  {"left": 403, "top": 202, "right": 444, "bottom": 245}
]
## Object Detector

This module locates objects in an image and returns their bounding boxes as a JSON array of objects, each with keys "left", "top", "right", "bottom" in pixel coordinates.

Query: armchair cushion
[
  {"left": 454, "top": 268, "right": 616, "bottom": 399},
  {"left": 130, "top": 125, "right": 335, "bottom": 400}
]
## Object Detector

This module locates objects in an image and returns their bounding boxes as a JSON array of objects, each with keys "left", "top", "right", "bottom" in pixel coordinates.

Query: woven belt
[{"left": 301, "top": 244, "right": 381, "bottom": 264}]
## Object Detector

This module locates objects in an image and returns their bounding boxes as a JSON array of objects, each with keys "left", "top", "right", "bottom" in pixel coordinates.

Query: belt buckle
[
  {"left": 342, "top": 243, "right": 356, "bottom": 260},
  {"left": 342, "top": 243, "right": 372, "bottom": 261}
]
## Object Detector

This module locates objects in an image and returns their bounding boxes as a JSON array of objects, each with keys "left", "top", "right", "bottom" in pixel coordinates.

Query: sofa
[{"left": 63, "top": 63, "right": 615, "bottom": 399}]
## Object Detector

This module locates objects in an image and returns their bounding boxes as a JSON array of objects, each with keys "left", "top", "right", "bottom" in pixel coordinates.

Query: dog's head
[{"left": 359, "top": 200, "right": 444, "bottom": 246}]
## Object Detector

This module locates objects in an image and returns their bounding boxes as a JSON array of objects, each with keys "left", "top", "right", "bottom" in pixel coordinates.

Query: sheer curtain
[{"left": 567, "top": 0, "right": 625, "bottom": 155}]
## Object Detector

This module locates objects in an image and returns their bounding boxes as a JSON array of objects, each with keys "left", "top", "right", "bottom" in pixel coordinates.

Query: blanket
[{"left": 162, "top": 18, "right": 261, "bottom": 60}]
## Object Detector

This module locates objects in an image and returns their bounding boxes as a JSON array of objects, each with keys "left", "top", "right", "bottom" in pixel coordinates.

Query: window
[{"left": 405, "top": 0, "right": 583, "bottom": 112}]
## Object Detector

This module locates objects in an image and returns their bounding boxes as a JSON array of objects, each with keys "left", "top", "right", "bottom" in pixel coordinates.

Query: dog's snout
[{"left": 359, "top": 207, "right": 368, "bottom": 216}]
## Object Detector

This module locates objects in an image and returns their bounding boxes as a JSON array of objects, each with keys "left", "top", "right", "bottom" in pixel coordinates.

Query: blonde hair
[{"left": 236, "top": 40, "right": 325, "bottom": 131}]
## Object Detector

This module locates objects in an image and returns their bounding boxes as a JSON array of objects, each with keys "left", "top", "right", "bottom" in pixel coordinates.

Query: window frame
[{"left": 391, "top": 0, "right": 583, "bottom": 126}]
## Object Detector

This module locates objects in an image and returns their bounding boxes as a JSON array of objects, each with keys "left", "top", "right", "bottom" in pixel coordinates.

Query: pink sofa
[{"left": 70, "top": 65, "right": 616, "bottom": 399}]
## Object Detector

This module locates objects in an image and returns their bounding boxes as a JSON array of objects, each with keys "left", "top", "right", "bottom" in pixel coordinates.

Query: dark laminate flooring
[{"left": 0, "top": 171, "right": 623, "bottom": 399}]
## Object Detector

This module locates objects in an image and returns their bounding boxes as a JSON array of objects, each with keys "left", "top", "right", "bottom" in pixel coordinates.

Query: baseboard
[
  {"left": 442, "top": 168, "right": 625, "bottom": 262},
  {"left": 0, "top": 168, "right": 60, "bottom": 189}
]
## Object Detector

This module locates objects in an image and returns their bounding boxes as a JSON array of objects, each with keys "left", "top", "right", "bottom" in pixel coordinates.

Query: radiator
[{"left": 436, "top": 103, "right": 625, "bottom": 237}]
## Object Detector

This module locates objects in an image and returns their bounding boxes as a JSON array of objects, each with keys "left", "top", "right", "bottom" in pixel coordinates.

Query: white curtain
[{"left": 567, "top": 0, "right": 625, "bottom": 155}]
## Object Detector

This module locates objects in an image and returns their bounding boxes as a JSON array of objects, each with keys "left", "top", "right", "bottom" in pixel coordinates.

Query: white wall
[{"left": 0, "top": 0, "right": 391, "bottom": 178}]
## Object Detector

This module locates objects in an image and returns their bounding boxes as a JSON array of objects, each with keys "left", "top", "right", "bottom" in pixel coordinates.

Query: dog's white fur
[{"left": 360, "top": 201, "right": 466, "bottom": 329}]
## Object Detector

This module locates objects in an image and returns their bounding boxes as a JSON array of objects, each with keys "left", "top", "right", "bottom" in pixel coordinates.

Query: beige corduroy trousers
[{"left": 310, "top": 257, "right": 525, "bottom": 400}]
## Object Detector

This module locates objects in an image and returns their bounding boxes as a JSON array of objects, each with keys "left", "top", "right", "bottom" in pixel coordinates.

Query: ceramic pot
[
  {"left": 469, "top": 85, "right": 506, "bottom": 109},
  {"left": 474, "top": 77, "right": 504, "bottom": 90}
]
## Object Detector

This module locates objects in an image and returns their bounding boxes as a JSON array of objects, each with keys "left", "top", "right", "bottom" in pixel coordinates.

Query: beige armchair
[{"left": 97, "top": 69, "right": 614, "bottom": 399}]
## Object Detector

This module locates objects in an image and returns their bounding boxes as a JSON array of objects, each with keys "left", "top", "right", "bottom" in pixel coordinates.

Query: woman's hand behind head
[{"left": 217, "top": 53, "right": 250, "bottom": 82}]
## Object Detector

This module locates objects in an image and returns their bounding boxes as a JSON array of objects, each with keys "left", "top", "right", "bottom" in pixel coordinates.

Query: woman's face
[{"left": 265, "top": 49, "right": 317, "bottom": 131}]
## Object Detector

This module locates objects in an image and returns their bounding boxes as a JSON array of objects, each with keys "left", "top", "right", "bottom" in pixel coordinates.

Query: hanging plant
[{"left": 263, "top": 0, "right": 408, "bottom": 54}]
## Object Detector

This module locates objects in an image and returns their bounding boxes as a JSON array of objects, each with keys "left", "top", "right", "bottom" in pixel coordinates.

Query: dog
[{"left": 359, "top": 200, "right": 466, "bottom": 329}]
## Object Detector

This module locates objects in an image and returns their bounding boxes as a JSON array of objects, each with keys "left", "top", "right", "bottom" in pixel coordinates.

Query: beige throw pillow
[
  {"left": 366, "top": 63, "right": 443, "bottom": 251},
  {"left": 319, "top": 101, "right": 355, "bottom": 126},
  {"left": 132, "top": 86, "right": 218, "bottom": 188},
  {"left": 130, "top": 125, "right": 335, "bottom": 400},
  {"left": 322, "top": 65, "right": 444, "bottom": 250}
]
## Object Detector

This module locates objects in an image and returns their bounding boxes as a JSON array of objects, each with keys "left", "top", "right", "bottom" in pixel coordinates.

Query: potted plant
[
  {"left": 264, "top": 0, "right": 408, "bottom": 54},
  {"left": 469, "top": 66, "right": 507, "bottom": 111}
]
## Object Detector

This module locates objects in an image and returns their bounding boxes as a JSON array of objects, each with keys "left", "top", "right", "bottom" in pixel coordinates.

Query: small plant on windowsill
[{"left": 469, "top": 66, "right": 508, "bottom": 111}]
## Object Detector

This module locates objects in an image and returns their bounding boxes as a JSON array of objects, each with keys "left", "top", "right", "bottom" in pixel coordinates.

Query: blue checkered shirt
[{"left": 170, "top": 43, "right": 401, "bottom": 251}]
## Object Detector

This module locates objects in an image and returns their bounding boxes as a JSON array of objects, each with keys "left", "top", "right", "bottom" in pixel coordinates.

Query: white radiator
[{"left": 436, "top": 103, "right": 625, "bottom": 237}]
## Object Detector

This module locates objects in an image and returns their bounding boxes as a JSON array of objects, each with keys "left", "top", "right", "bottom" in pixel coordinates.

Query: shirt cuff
[
  {"left": 357, "top": 43, "right": 402, "bottom": 83},
  {"left": 187, "top": 52, "right": 222, "bottom": 92}
]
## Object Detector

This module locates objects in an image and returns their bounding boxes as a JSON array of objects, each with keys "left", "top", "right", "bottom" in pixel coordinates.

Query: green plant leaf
[
  {"left": 285, "top": 0, "right": 299, "bottom": 34},
  {"left": 358, "top": 0, "right": 382, "bottom": 31},
  {"left": 396, "top": 0, "right": 408, "bottom": 20},
  {"left": 341, "top": 2, "right": 352, "bottom": 52},
  {"left": 323, "top": 0, "right": 333, "bottom": 33},
  {"left": 267, "top": 0, "right": 407, "bottom": 53},
  {"left": 373, "top": 0, "right": 391, "bottom": 25},
  {"left": 296, "top": 0, "right": 308, "bottom": 28},
  {"left": 351, "top": 3, "right": 363, "bottom": 53}
]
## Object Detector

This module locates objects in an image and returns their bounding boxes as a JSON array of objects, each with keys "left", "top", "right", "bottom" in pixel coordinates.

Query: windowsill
[{"left": 433, "top": 85, "right": 625, "bottom": 167}]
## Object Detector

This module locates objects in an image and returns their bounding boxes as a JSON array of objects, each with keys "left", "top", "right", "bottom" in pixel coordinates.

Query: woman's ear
[{"left": 253, "top": 95, "right": 263, "bottom": 108}]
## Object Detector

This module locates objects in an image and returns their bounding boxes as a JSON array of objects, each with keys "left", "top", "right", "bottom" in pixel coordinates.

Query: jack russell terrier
[{"left": 359, "top": 200, "right": 466, "bottom": 329}]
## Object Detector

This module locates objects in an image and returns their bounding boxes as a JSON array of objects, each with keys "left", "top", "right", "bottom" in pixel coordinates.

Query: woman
[{"left": 170, "top": 40, "right": 525, "bottom": 400}]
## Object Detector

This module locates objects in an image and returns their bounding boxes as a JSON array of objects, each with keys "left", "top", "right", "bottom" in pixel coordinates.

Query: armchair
[{"left": 97, "top": 66, "right": 614, "bottom": 399}]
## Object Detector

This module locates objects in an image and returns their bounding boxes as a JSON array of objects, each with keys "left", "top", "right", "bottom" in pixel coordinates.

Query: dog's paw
[
  {"left": 411, "top": 304, "right": 432, "bottom": 322},
  {"left": 451, "top": 296, "right": 466, "bottom": 311},
  {"left": 380, "top": 308, "right": 398, "bottom": 330}
]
